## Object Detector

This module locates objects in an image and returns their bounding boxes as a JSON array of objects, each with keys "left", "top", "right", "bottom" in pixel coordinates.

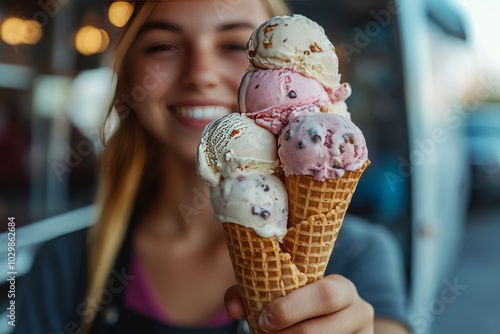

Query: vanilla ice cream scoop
[
  {"left": 210, "top": 173, "right": 288, "bottom": 240},
  {"left": 197, "top": 112, "right": 278, "bottom": 187},
  {"left": 247, "top": 14, "right": 340, "bottom": 91}
]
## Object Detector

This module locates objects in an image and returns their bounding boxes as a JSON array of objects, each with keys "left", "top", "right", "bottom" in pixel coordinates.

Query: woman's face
[{"left": 126, "top": 0, "right": 270, "bottom": 162}]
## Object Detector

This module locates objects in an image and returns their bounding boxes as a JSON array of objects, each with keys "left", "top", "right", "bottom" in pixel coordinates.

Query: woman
[{"left": 15, "top": 1, "right": 410, "bottom": 333}]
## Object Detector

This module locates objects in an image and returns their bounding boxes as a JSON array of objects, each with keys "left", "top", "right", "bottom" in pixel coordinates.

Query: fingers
[
  {"left": 225, "top": 275, "right": 375, "bottom": 333},
  {"left": 224, "top": 285, "right": 245, "bottom": 319},
  {"left": 258, "top": 275, "right": 373, "bottom": 333},
  {"left": 264, "top": 293, "right": 374, "bottom": 334},
  {"left": 271, "top": 298, "right": 374, "bottom": 334}
]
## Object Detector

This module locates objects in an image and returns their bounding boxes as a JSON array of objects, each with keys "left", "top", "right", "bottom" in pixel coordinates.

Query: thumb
[{"left": 224, "top": 285, "right": 245, "bottom": 319}]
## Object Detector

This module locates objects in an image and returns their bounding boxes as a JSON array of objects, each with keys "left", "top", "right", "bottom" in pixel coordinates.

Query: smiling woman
[
  {"left": 110, "top": 1, "right": 270, "bottom": 161},
  {"left": 13, "top": 1, "right": 409, "bottom": 334},
  {"left": 85, "top": 0, "right": 288, "bottom": 332}
]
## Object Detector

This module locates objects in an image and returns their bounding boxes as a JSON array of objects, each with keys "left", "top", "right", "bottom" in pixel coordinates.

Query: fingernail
[
  {"left": 226, "top": 300, "right": 242, "bottom": 320},
  {"left": 258, "top": 308, "right": 273, "bottom": 331}
]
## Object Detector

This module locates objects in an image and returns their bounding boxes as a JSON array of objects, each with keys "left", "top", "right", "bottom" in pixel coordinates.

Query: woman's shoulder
[
  {"left": 13, "top": 228, "right": 91, "bottom": 333},
  {"left": 328, "top": 215, "right": 408, "bottom": 323},
  {"left": 328, "top": 214, "right": 406, "bottom": 280},
  {"left": 23, "top": 226, "right": 90, "bottom": 294},
  {"left": 33, "top": 227, "right": 89, "bottom": 266},
  {"left": 332, "top": 215, "right": 402, "bottom": 261}
]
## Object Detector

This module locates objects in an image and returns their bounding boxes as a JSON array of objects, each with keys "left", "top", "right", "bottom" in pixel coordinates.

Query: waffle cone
[
  {"left": 285, "top": 160, "right": 370, "bottom": 227},
  {"left": 222, "top": 223, "right": 307, "bottom": 334},
  {"left": 282, "top": 198, "right": 350, "bottom": 283}
]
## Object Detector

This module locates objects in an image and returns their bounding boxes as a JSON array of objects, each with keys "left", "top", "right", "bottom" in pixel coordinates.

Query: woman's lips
[{"left": 170, "top": 106, "right": 231, "bottom": 129}]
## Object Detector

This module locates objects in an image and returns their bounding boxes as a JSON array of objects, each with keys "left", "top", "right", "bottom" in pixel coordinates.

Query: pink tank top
[{"left": 123, "top": 255, "right": 232, "bottom": 327}]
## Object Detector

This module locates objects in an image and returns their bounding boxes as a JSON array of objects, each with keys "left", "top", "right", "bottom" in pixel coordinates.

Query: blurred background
[{"left": 0, "top": 0, "right": 499, "bottom": 333}]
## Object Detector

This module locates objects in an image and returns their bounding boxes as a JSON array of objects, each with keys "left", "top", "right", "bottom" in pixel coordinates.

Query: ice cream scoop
[
  {"left": 239, "top": 69, "right": 331, "bottom": 133},
  {"left": 278, "top": 113, "right": 368, "bottom": 181},
  {"left": 239, "top": 69, "right": 331, "bottom": 114},
  {"left": 247, "top": 14, "right": 340, "bottom": 92},
  {"left": 210, "top": 173, "right": 288, "bottom": 240},
  {"left": 197, "top": 112, "right": 278, "bottom": 187}
]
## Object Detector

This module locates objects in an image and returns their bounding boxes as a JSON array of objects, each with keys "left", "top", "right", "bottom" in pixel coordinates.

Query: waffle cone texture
[
  {"left": 286, "top": 160, "right": 371, "bottom": 226},
  {"left": 223, "top": 223, "right": 307, "bottom": 334},
  {"left": 282, "top": 198, "right": 350, "bottom": 283},
  {"left": 222, "top": 160, "right": 369, "bottom": 333}
]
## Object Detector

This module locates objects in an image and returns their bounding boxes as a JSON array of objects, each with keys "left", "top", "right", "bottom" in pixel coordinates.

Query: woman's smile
[
  {"left": 169, "top": 105, "right": 232, "bottom": 129},
  {"left": 127, "top": 0, "right": 269, "bottom": 161}
]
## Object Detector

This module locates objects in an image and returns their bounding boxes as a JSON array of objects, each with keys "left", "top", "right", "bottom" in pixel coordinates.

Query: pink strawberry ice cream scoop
[
  {"left": 278, "top": 113, "right": 368, "bottom": 181},
  {"left": 239, "top": 69, "right": 330, "bottom": 134}
]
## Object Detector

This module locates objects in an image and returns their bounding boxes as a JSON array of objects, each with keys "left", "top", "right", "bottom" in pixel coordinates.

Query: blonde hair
[
  {"left": 262, "top": 0, "right": 293, "bottom": 18},
  {"left": 83, "top": 0, "right": 291, "bottom": 332}
]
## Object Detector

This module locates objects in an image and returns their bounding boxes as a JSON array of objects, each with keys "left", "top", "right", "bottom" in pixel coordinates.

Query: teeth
[{"left": 176, "top": 106, "right": 231, "bottom": 120}]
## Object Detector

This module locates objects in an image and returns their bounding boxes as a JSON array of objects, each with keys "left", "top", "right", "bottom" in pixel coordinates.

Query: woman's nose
[{"left": 181, "top": 45, "right": 220, "bottom": 89}]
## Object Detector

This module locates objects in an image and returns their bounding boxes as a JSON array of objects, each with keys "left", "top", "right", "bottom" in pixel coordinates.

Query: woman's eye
[
  {"left": 145, "top": 43, "right": 177, "bottom": 53},
  {"left": 220, "top": 44, "right": 246, "bottom": 51}
]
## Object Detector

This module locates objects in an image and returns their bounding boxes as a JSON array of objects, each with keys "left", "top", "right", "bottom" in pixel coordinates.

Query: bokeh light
[
  {"left": 108, "top": 1, "right": 134, "bottom": 28},
  {"left": 20, "top": 20, "right": 43, "bottom": 45},
  {"left": 75, "top": 26, "right": 110, "bottom": 56},
  {"left": 0, "top": 17, "right": 43, "bottom": 45},
  {"left": 1, "top": 17, "right": 25, "bottom": 45}
]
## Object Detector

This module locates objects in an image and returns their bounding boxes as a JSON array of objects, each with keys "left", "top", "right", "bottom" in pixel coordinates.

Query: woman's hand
[{"left": 225, "top": 274, "right": 375, "bottom": 333}]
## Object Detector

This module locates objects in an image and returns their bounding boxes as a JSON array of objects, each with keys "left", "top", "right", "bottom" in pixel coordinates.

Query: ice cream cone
[
  {"left": 222, "top": 222, "right": 307, "bottom": 334},
  {"left": 283, "top": 160, "right": 370, "bottom": 283},
  {"left": 282, "top": 198, "right": 350, "bottom": 283},
  {"left": 285, "top": 160, "right": 370, "bottom": 227}
]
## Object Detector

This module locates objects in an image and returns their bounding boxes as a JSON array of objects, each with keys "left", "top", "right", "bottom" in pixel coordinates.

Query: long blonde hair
[{"left": 84, "top": 0, "right": 291, "bottom": 332}]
